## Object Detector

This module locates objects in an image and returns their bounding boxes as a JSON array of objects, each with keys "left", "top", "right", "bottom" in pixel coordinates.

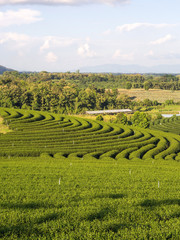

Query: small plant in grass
[
  {"left": 156, "top": 113, "right": 163, "bottom": 120},
  {"left": 96, "top": 114, "right": 104, "bottom": 121}
]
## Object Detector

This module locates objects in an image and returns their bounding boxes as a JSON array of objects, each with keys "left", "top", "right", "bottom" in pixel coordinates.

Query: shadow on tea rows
[
  {"left": 0, "top": 212, "right": 60, "bottom": 238},
  {"left": 0, "top": 202, "right": 62, "bottom": 210},
  {"left": 0, "top": 192, "right": 125, "bottom": 237},
  {"left": 1, "top": 194, "right": 179, "bottom": 238},
  {"left": 94, "top": 193, "right": 125, "bottom": 199},
  {"left": 140, "top": 199, "right": 180, "bottom": 208}
]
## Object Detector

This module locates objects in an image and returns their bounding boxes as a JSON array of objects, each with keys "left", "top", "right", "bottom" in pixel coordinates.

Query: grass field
[
  {"left": 0, "top": 156, "right": 179, "bottom": 239},
  {"left": 118, "top": 89, "right": 180, "bottom": 103},
  {"left": 0, "top": 108, "right": 179, "bottom": 239},
  {"left": 146, "top": 105, "right": 180, "bottom": 115}
]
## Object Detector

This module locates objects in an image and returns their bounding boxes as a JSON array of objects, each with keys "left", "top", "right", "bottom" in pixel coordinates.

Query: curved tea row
[
  {"left": 0, "top": 108, "right": 180, "bottom": 161},
  {"left": 150, "top": 116, "right": 180, "bottom": 135}
]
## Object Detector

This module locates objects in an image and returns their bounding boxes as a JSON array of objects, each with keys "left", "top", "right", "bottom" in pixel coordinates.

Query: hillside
[{"left": 0, "top": 65, "right": 15, "bottom": 74}]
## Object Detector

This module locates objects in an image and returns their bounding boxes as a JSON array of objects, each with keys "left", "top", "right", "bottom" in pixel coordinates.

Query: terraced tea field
[
  {"left": 0, "top": 108, "right": 180, "bottom": 161},
  {"left": 0, "top": 108, "right": 179, "bottom": 239},
  {"left": 150, "top": 116, "right": 180, "bottom": 135}
]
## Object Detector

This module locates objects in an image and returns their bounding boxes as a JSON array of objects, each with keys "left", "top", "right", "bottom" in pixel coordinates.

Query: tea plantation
[
  {"left": 150, "top": 116, "right": 180, "bottom": 135},
  {"left": 0, "top": 108, "right": 179, "bottom": 239},
  {"left": 0, "top": 108, "right": 180, "bottom": 160}
]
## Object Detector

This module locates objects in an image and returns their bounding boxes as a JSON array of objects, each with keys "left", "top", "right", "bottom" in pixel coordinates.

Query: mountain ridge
[
  {"left": 0, "top": 65, "right": 15, "bottom": 74},
  {"left": 78, "top": 64, "right": 180, "bottom": 74},
  {"left": 1, "top": 64, "right": 180, "bottom": 74}
]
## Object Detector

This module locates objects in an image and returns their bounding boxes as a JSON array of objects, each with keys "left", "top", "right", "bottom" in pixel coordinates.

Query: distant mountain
[
  {"left": 78, "top": 64, "right": 180, "bottom": 74},
  {"left": 0, "top": 65, "right": 15, "bottom": 74}
]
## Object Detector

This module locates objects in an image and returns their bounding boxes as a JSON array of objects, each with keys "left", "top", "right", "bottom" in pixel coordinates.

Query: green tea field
[
  {"left": 0, "top": 108, "right": 179, "bottom": 239},
  {"left": 0, "top": 108, "right": 180, "bottom": 160},
  {"left": 1, "top": 157, "right": 179, "bottom": 239},
  {"left": 150, "top": 116, "right": 180, "bottom": 135}
]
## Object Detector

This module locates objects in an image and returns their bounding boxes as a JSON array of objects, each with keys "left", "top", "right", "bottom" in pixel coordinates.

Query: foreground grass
[{"left": 0, "top": 156, "right": 179, "bottom": 239}]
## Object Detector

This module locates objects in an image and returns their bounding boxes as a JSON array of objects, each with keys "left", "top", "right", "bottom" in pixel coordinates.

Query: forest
[{"left": 0, "top": 71, "right": 179, "bottom": 114}]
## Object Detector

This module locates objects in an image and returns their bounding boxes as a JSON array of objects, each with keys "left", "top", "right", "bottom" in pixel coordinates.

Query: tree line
[
  {"left": 0, "top": 71, "right": 179, "bottom": 114},
  {"left": 2, "top": 71, "right": 180, "bottom": 90}
]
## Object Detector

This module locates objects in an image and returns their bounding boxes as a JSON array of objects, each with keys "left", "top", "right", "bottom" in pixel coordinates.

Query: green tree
[
  {"left": 115, "top": 113, "right": 127, "bottom": 125},
  {"left": 144, "top": 81, "right": 152, "bottom": 90},
  {"left": 126, "top": 82, "right": 132, "bottom": 89},
  {"left": 131, "top": 111, "right": 150, "bottom": 128}
]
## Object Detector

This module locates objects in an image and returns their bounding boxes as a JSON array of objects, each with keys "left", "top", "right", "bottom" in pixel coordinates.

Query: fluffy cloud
[
  {"left": 0, "top": 32, "right": 30, "bottom": 45},
  {"left": 150, "top": 34, "right": 173, "bottom": 45},
  {"left": 40, "top": 36, "right": 78, "bottom": 52},
  {"left": 116, "top": 23, "right": 176, "bottom": 33},
  {"left": 0, "top": 0, "right": 130, "bottom": 5},
  {"left": 45, "top": 52, "right": 58, "bottom": 63},
  {"left": 0, "top": 32, "right": 78, "bottom": 54},
  {"left": 0, "top": 9, "right": 42, "bottom": 27},
  {"left": 77, "top": 43, "right": 96, "bottom": 57},
  {"left": 113, "top": 49, "right": 134, "bottom": 60}
]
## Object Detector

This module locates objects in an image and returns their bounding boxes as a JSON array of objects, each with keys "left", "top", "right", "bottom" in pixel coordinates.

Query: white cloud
[
  {"left": 40, "top": 36, "right": 78, "bottom": 52},
  {"left": 150, "top": 34, "right": 173, "bottom": 45},
  {"left": 103, "top": 29, "right": 112, "bottom": 35},
  {"left": 40, "top": 39, "right": 50, "bottom": 52},
  {"left": 113, "top": 49, "right": 134, "bottom": 60},
  {"left": 0, "top": 32, "right": 30, "bottom": 46},
  {"left": 0, "top": 32, "right": 78, "bottom": 54},
  {"left": 145, "top": 50, "right": 154, "bottom": 57},
  {"left": 45, "top": 52, "right": 58, "bottom": 63},
  {"left": 0, "top": 9, "right": 42, "bottom": 27},
  {"left": 77, "top": 43, "right": 96, "bottom": 57},
  {"left": 0, "top": 0, "right": 130, "bottom": 6},
  {"left": 116, "top": 23, "right": 176, "bottom": 33}
]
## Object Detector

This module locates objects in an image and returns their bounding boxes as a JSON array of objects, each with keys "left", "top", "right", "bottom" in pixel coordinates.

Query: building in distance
[{"left": 86, "top": 109, "right": 132, "bottom": 115}]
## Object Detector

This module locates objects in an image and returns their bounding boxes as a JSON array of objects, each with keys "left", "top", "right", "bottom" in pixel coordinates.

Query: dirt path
[{"left": 0, "top": 117, "right": 11, "bottom": 134}]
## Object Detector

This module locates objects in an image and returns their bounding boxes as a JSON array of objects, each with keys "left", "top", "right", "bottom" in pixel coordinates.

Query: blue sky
[{"left": 0, "top": 0, "right": 180, "bottom": 72}]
